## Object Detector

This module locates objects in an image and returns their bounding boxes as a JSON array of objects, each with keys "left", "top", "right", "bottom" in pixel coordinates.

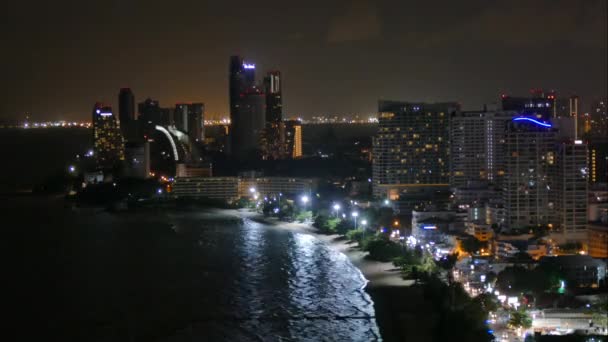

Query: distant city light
[{"left": 68, "top": 165, "right": 76, "bottom": 173}]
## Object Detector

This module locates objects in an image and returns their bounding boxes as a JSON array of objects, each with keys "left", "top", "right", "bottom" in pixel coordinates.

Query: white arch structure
[{"left": 155, "top": 125, "right": 179, "bottom": 161}]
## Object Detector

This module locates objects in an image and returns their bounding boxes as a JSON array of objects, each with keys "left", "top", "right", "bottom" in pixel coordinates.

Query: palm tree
[{"left": 509, "top": 310, "right": 532, "bottom": 330}]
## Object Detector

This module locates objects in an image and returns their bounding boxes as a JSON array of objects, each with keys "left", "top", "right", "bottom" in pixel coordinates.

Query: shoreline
[
  {"left": 225, "top": 208, "right": 414, "bottom": 289},
  {"left": 224, "top": 208, "right": 423, "bottom": 341}
]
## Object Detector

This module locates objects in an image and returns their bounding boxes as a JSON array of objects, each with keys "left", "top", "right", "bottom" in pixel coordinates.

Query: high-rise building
[
  {"left": 118, "top": 88, "right": 135, "bottom": 126},
  {"left": 260, "top": 71, "right": 285, "bottom": 160},
  {"left": 589, "top": 99, "right": 607, "bottom": 138},
  {"left": 230, "top": 87, "right": 266, "bottom": 158},
  {"left": 284, "top": 120, "right": 302, "bottom": 159},
  {"left": 264, "top": 71, "right": 282, "bottom": 123},
  {"left": 118, "top": 88, "right": 138, "bottom": 141},
  {"left": 92, "top": 103, "right": 125, "bottom": 169},
  {"left": 229, "top": 56, "right": 266, "bottom": 158},
  {"left": 372, "top": 101, "right": 459, "bottom": 200},
  {"left": 138, "top": 98, "right": 163, "bottom": 137},
  {"left": 174, "top": 103, "right": 205, "bottom": 142},
  {"left": 501, "top": 90, "right": 555, "bottom": 119},
  {"left": 555, "top": 141, "right": 588, "bottom": 243},
  {"left": 450, "top": 111, "right": 513, "bottom": 189},
  {"left": 569, "top": 96, "right": 580, "bottom": 140},
  {"left": 588, "top": 140, "right": 608, "bottom": 185},
  {"left": 229, "top": 55, "right": 255, "bottom": 117},
  {"left": 503, "top": 116, "right": 556, "bottom": 230}
]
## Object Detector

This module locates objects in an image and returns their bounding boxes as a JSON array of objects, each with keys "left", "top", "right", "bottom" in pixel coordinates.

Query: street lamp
[
  {"left": 301, "top": 195, "right": 309, "bottom": 204},
  {"left": 361, "top": 219, "right": 367, "bottom": 228},
  {"left": 333, "top": 203, "right": 340, "bottom": 217},
  {"left": 384, "top": 199, "right": 390, "bottom": 205},
  {"left": 352, "top": 211, "right": 359, "bottom": 229},
  {"left": 249, "top": 187, "right": 256, "bottom": 194}
]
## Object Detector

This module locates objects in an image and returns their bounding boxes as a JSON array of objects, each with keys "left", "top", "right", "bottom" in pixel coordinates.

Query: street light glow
[
  {"left": 351, "top": 212, "right": 358, "bottom": 217},
  {"left": 361, "top": 219, "right": 367, "bottom": 226},
  {"left": 301, "top": 195, "right": 309, "bottom": 204},
  {"left": 333, "top": 204, "right": 340, "bottom": 210},
  {"left": 249, "top": 187, "right": 256, "bottom": 193}
]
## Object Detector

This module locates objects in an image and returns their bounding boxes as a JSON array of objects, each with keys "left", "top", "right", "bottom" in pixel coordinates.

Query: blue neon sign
[{"left": 512, "top": 117, "right": 552, "bottom": 128}]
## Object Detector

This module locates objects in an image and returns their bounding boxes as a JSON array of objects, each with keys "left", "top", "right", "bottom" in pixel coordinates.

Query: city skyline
[{"left": 1, "top": 0, "right": 606, "bottom": 121}]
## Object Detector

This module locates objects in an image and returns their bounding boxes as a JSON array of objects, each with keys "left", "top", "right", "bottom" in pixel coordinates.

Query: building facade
[
  {"left": 450, "top": 111, "right": 513, "bottom": 189},
  {"left": 92, "top": 103, "right": 125, "bottom": 169},
  {"left": 172, "top": 177, "right": 239, "bottom": 201},
  {"left": 555, "top": 142, "right": 588, "bottom": 242},
  {"left": 503, "top": 117, "right": 556, "bottom": 230},
  {"left": 174, "top": 103, "right": 204, "bottom": 142},
  {"left": 124, "top": 141, "right": 150, "bottom": 179},
  {"left": 372, "top": 101, "right": 459, "bottom": 200},
  {"left": 228, "top": 56, "right": 265, "bottom": 158},
  {"left": 118, "top": 88, "right": 135, "bottom": 136}
]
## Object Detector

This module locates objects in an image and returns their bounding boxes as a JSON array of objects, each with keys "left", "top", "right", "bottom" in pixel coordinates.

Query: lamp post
[
  {"left": 352, "top": 211, "right": 359, "bottom": 229},
  {"left": 361, "top": 219, "right": 367, "bottom": 229},
  {"left": 333, "top": 203, "right": 340, "bottom": 217}
]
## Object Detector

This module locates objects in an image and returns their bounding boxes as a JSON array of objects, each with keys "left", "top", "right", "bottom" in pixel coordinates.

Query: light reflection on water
[
  {"left": 6, "top": 198, "right": 380, "bottom": 342},
  {"left": 168, "top": 216, "right": 380, "bottom": 341}
]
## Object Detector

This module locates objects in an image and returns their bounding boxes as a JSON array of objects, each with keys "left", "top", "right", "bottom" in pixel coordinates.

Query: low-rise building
[
  {"left": 239, "top": 177, "right": 316, "bottom": 198},
  {"left": 539, "top": 255, "right": 607, "bottom": 288},
  {"left": 587, "top": 224, "right": 608, "bottom": 259},
  {"left": 176, "top": 163, "right": 212, "bottom": 178},
  {"left": 172, "top": 177, "right": 239, "bottom": 201},
  {"left": 466, "top": 222, "right": 494, "bottom": 242}
]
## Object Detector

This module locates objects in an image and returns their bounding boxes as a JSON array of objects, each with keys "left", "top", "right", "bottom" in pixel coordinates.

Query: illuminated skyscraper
[
  {"left": 229, "top": 55, "right": 255, "bottom": 118},
  {"left": 264, "top": 71, "right": 282, "bottom": 123},
  {"left": 450, "top": 110, "right": 513, "bottom": 189},
  {"left": 231, "top": 86, "right": 266, "bottom": 158},
  {"left": 284, "top": 120, "right": 302, "bottom": 159},
  {"left": 555, "top": 141, "right": 588, "bottom": 242},
  {"left": 174, "top": 103, "right": 205, "bottom": 142},
  {"left": 92, "top": 103, "right": 125, "bottom": 169},
  {"left": 260, "top": 71, "right": 285, "bottom": 160},
  {"left": 229, "top": 56, "right": 265, "bottom": 158},
  {"left": 501, "top": 90, "right": 555, "bottom": 119},
  {"left": 503, "top": 117, "right": 556, "bottom": 230},
  {"left": 372, "top": 101, "right": 459, "bottom": 200}
]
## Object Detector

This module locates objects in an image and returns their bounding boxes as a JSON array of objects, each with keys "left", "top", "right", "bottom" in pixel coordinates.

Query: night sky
[{"left": 1, "top": 0, "right": 606, "bottom": 121}]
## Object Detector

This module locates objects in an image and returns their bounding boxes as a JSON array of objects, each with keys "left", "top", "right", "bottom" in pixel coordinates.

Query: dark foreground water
[{"left": 6, "top": 196, "right": 380, "bottom": 341}]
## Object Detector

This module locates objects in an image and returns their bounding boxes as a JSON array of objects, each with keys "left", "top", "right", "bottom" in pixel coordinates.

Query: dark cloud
[
  {"left": 0, "top": 0, "right": 605, "bottom": 120},
  {"left": 409, "top": 0, "right": 607, "bottom": 48},
  {"left": 327, "top": 0, "right": 381, "bottom": 43}
]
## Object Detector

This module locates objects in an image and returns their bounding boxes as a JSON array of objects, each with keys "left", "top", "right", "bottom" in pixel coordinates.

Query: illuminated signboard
[
  {"left": 422, "top": 225, "right": 437, "bottom": 230},
  {"left": 243, "top": 63, "right": 255, "bottom": 69},
  {"left": 100, "top": 112, "right": 112, "bottom": 116}
]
